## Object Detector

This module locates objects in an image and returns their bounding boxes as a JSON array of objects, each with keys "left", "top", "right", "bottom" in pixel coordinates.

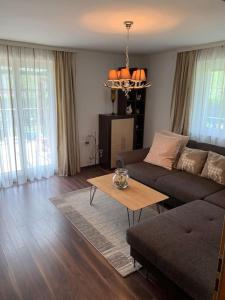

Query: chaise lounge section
[{"left": 117, "top": 140, "right": 225, "bottom": 299}]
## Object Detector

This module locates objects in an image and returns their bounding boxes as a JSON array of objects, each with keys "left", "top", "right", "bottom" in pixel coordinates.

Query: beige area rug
[{"left": 50, "top": 187, "right": 159, "bottom": 277}]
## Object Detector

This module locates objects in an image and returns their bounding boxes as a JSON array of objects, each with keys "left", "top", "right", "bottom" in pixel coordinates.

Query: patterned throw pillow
[
  {"left": 201, "top": 151, "right": 225, "bottom": 185},
  {"left": 177, "top": 147, "right": 208, "bottom": 175}
]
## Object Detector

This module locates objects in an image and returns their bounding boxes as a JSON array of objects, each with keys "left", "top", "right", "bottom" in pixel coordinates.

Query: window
[
  {"left": 0, "top": 46, "right": 57, "bottom": 187},
  {"left": 188, "top": 46, "right": 225, "bottom": 145}
]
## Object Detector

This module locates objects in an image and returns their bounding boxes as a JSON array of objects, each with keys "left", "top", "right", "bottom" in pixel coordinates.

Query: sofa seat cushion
[
  {"left": 155, "top": 171, "right": 224, "bottom": 203},
  {"left": 204, "top": 189, "right": 225, "bottom": 209},
  {"left": 127, "top": 200, "right": 224, "bottom": 300},
  {"left": 126, "top": 162, "right": 178, "bottom": 188}
]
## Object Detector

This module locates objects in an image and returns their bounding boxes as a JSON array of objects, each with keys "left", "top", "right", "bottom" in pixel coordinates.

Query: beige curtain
[
  {"left": 170, "top": 50, "right": 198, "bottom": 134},
  {"left": 55, "top": 51, "right": 80, "bottom": 176}
]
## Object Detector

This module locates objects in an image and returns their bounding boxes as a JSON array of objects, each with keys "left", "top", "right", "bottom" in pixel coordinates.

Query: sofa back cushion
[
  {"left": 201, "top": 151, "right": 225, "bottom": 185},
  {"left": 177, "top": 147, "right": 208, "bottom": 174},
  {"left": 188, "top": 140, "right": 225, "bottom": 156},
  {"left": 144, "top": 132, "right": 181, "bottom": 170}
]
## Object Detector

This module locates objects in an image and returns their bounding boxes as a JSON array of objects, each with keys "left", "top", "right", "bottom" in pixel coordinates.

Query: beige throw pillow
[
  {"left": 177, "top": 147, "right": 208, "bottom": 175},
  {"left": 160, "top": 130, "right": 189, "bottom": 152},
  {"left": 201, "top": 151, "right": 225, "bottom": 185},
  {"left": 160, "top": 130, "right": 189, "bottom": 165},
  {"left": 144, "top": 132, "right": 181, "bottom": 170}
]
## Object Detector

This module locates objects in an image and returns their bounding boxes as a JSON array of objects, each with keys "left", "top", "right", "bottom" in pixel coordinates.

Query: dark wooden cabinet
[{"left": 99, "top": 114, "right": 134, "bottom": 169}]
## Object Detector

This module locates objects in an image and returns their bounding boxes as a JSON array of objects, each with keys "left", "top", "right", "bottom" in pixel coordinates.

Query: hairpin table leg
[
  {"left": 133, "top": 258, "right": 136, "bottom": 268},
  {"left": 138, "top": 209, "right": 142, "bottom": 222},
  {"left": 156, "top": 204, "right": 161, "bottom": 214},
  {"left": 127, "top": 208, "right": 131, "bottom": 228},
  {"left": 90, "top": 186, "right": 97, "bottom": 205},
  {"left": 127, "top": 209, "right": 142, "bottom": 227}
]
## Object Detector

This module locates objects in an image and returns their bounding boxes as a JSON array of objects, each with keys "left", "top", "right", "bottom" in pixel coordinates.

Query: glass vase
[{"left": 113, "top": 168, "right": 129, "bottom": 190}]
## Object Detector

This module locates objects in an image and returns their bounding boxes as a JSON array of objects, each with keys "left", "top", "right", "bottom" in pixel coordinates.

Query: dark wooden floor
[{"left": 0, "top": 166, "right": 184, "bottom": 300}]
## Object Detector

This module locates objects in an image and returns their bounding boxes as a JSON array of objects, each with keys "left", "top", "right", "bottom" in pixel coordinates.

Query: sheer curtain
[
  {"left": 189, "top": 46, "right": 225, "bottom": 145},
  {"left": 0, "top": 45, "right": 57, "bottom": 187}
]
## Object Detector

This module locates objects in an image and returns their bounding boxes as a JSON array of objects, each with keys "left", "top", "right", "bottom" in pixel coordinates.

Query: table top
[{"left": 87, "top": 173, "right": 169, "bottom": 211}]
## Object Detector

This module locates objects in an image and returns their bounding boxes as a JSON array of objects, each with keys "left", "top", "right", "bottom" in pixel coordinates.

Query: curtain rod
[{"left": 0, "top": 39, "right": 77, "bottom": 53}]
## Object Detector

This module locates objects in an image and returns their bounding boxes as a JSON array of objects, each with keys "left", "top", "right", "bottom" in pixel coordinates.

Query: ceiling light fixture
[{"left": 104, "top": 21, "right": 151, "bottom": 97}]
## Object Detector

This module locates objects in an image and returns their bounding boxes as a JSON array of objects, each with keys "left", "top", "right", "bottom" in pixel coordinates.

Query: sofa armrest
[{"left": 116, "top": 147, "right": 150, "bottom": 168}]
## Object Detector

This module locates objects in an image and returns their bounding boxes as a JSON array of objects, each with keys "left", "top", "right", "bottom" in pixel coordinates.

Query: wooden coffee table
[{"left": 87, "top": 173, "right": 169, "bottom": 228}]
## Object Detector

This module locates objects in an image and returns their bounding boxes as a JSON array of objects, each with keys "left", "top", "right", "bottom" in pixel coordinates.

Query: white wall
[
  {"left": 143, "top": 51, "right": 177, "bottom": 146},
  {"left": 76, "top": 51, "right": 143, "bottom": 167}
]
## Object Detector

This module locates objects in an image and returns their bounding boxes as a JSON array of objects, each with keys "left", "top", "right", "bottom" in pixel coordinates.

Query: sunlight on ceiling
[{"left": 81, "top": 6, "right": 184, "bottom": 34}]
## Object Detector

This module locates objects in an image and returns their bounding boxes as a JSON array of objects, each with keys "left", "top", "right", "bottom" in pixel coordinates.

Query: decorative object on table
[
  {"left": 113, "top": 168, "right": 129, "bottom": 189},
  {"left": 104, "top": 21, "right": 151, "bottom": 97},
  {"left": 136, "top": 108, "right": 140, "bottom": 114},
  {"left": 126, "top": 104, "right": 132, "bottom": 115},
  {"left": 111, "top": 89, "right": 117, "bottom": 115}
]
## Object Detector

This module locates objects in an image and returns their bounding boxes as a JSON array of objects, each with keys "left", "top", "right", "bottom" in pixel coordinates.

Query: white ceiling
[{"left": 1, "top": 0, "right": 225, "bottom": 54}]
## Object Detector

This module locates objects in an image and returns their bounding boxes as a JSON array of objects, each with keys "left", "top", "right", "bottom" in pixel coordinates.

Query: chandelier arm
[{"left": 144, "top": 82, "right": 152, "bottom": 88}]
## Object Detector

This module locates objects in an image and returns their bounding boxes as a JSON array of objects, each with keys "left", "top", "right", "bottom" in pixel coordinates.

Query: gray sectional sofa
[{"left": 117, "top": 140, "right": 225, "bottom": 300}]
